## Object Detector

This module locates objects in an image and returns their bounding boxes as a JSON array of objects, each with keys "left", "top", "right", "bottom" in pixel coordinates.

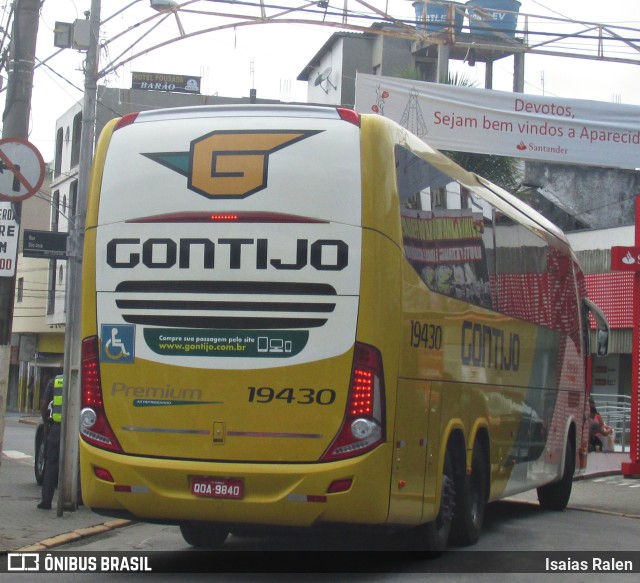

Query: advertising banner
[{"left": 355, "top": 73, "right": 640, "bottom": 169}]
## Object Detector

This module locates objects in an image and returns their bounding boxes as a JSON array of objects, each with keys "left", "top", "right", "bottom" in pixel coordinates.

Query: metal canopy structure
[{"left": 95, "top": 1, "right": 640, "bottom": 79}]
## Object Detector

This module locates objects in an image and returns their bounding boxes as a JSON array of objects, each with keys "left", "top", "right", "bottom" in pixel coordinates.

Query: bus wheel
[
  {"left": 537, "top": 437, "right": 575, "bottom": 511},
  {"left": 450, "top": 440, "right": 487, "bottom": 546},
  {"left": 410, "top": 449, "right": 456, "bottom": 554},
  {"left": 179, "top": 522, "right": 229, "bottom": 549}
]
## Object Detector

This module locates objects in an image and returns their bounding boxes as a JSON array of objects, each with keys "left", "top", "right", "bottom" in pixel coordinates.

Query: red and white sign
[
  {"left": 610, "top": 246, "right": 640, "bottom": 271},
  {"left": 355, "top": 73, "right": 640, "bottom": 170},
  {"left": 0, "top": 137, "right": 46, "bottom": 202},
  {"left": 585, "top": 272, "right": 633, "bottom": 329}
]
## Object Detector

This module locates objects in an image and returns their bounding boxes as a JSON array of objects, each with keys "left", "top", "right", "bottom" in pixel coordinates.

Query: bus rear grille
[{"left": 114, "top": 280, "right": 336, "bottom": 330}]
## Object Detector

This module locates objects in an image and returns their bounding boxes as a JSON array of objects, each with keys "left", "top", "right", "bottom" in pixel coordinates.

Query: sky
[{"left": 1, "top": 0, "right": 639, "bottom": 162}]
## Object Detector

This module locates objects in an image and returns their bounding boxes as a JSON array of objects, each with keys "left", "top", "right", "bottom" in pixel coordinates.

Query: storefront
[{"left": 11, "top": 332, "right": 64, "bottom": 414}]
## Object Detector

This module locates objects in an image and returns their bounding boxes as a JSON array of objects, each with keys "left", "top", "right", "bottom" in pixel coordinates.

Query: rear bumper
[{"left": 80, "top": 440, "right": 393, "bottom": 527}]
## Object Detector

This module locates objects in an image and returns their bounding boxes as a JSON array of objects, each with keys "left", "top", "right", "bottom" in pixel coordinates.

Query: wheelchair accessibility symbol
[{"left": 101, "top": 324, "right": 135, "bottom": 364}]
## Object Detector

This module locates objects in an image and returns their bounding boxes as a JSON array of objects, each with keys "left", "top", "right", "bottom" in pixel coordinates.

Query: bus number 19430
[
  {"left": 410, "top": 320, "right": 443, "bottom": 350},
  {"left": 248, "top": 386, "right": 336, "bottom": 405}
]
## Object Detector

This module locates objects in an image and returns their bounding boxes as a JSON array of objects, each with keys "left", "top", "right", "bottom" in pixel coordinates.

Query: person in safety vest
[{"left": 37, "top": 375, "right": 63, "bottom": 510}]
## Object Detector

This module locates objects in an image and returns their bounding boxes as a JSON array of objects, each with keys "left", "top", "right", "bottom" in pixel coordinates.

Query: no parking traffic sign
[{"left": 0, "top": 137, "right": 45, "bottom": 202}]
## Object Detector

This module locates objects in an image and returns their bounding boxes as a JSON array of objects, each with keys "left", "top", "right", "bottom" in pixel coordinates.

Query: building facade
[{"left": 8, "top": 165, "right": 60, "bottom": 412}]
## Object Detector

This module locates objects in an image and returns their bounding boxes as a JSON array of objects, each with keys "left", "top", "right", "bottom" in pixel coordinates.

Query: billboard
[
  {"left": 355, "top": 73, "right": 640, "bottom": 170},
  {"left": 131, "top": 72, "right": 201, "bottom": 94}
]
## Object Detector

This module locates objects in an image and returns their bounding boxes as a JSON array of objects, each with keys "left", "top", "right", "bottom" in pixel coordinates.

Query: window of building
[
  {"left": 54, "top": 128, "right": 63, "bottom": 177},
  {"left": 69, "top": 180, "right": 78, "bottom": 220},
  {"left": 71, "top": 112, "right": 82, "bottom": 168},
  {"left": 47, "top": 260, "right": 57, "bottom": 314},
  {"left": 52, "top": 190, "right": 60, "bottom": 230}
]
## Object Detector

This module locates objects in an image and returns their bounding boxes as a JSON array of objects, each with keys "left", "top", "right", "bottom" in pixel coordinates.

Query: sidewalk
[
  {"left": 578, "top": 451, "right": 631, "bottom": 479},
  {"left": 0, "top": 415, "right": 131, "bottom": 553},
  {"left": 0, "top": 415, "right": 632, "bottom": 554}
]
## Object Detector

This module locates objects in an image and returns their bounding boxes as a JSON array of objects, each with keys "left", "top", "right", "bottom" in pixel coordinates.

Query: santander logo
[
  {"left": 622, "top": 251, "right": 636, "bottom": 265},
  {"left": 516, "top": 141, "right": 527, "bottom": 151}
]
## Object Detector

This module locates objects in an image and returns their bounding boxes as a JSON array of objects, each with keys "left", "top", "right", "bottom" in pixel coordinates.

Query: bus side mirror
[
  {"left": 596, "top": 329, "right": 608, "bottom": 357},
  {"left": 584, "top": 298, "right": 610, "bottom": 357}
]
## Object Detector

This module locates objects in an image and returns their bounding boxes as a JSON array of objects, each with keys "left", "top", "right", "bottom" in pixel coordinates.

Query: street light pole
[{"left": 57, "top": 0, "right": 101, "bottom": 514}]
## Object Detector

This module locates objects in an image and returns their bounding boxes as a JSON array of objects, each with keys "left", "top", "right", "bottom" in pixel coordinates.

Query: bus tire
[
  {"left": 450, "top": 440, "right": 487, "bottom": 546},
  {"left": 410, "top": 449, "right": 455, "bottom": 554},
  {"left": 179, "top": 522, "right": 229, "bottom": 549},
  {"left": 536, "top": 437, "right": 575, "bottom": 511}
]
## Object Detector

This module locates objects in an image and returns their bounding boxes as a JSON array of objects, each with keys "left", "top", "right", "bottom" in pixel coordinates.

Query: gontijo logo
[{"left": 142, "top": 130, "right": 322, "bottom": 199}]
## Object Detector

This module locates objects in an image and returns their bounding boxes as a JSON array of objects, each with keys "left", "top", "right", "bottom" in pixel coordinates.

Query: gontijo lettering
[
  {"left": 106, "top": 237, "right": 348, "bottom": 271},
  {"left": 461, "top": 320, "right": 520, "bottom": 371}
]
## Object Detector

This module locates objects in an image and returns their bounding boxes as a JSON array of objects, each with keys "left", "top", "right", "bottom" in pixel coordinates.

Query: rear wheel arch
[
  {"left": 537, "top": 422, "right": 576, "bottom": 511},
  {"left": 567, "top": 421, "right": 576, "bottom": 458},
  {"left": 450, "top": 427, "right": 490, "bottom": 546},
  {"left": 447, "top": 429, "right": 467, "bottom": 483},
  {"left": 471, "top": 427, "right": 490, "bottom": 496}
]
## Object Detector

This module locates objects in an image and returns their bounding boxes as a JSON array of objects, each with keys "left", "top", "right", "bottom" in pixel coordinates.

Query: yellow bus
[{"left": 79, "top": 105, "right": 608, "bottom": 552}]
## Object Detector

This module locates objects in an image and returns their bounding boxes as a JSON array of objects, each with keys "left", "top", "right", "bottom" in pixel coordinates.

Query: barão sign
[{"left": 131, "top": 71, "right": 201, "bottom": 94}]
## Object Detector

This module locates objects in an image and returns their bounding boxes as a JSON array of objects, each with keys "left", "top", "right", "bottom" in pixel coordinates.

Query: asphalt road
[{"left": 2, "top": 415, "right": 639, "bottom": 581}]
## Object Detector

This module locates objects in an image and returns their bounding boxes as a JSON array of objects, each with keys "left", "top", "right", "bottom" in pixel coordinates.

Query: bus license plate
[{"left": 190, "top": 476, "right": 244, "bottom": 499}]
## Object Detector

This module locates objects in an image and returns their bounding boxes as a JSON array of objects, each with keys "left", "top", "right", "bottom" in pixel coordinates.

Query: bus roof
[
  {"left": 133, "top": 104, "right": 347, "bottom": 123},
  {"left": 117, "top": 104, "right": 570, "bottom": 247}
]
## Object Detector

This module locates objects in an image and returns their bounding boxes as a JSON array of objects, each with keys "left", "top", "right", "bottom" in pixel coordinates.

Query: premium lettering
[{"left": 111, "top": 382, "right": 202, "bottom": 400}]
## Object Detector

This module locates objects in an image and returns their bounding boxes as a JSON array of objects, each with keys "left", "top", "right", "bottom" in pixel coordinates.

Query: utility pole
[
  {"left": 57, "top": 0, "right": 101, "bottom": 513},
  {"left": 0, "top": 0, "right": 41, "bottom": 467}
]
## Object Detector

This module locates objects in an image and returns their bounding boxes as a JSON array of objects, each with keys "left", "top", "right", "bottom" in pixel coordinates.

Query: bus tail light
[
  {"left": 94, "top": 466, "right": 115, "bottom": 482},
  {"left": 337, "top": 107, "right": 361, "bottom": 127},
  {"left": 321, "top": 342, "right": 385, "bottom": 462},
  {"left": 113, "top": 112, "right": 139, "bottom": 131},
  {"left": 80, "top": 336, "right": 123, "bottom": 452}
]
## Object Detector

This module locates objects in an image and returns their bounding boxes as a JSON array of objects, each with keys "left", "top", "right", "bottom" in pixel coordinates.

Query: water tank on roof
[
  {"left": 466, "top": 0, "right": 521, "bottom": 38},
  {"left": 412, "top": 1, "right": 464, "bottom": 34}
]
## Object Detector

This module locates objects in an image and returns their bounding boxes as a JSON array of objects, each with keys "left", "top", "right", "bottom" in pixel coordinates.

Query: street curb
[
  {"left": 574, "top": 469, "right": 622, "bottom": 481},
  {"left": 12, "top": 519, "right": 134, "bottom": 552}
]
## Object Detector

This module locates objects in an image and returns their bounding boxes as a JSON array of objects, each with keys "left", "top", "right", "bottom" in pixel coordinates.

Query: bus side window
[
  {"left": 469, "top": 190, "right": 496, "bottom": 292},
  {"left": 395, "top": 145, "right": 452, "bottom": 211},
  {"left": 494, "top": 211, "right": 550, "bottom": 327},
  {"left": 395, "top": 145, "right": 494, "bottom": 310}
]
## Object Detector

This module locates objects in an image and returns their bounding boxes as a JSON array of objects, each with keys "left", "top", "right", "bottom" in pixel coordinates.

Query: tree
[
  {"left": 394, "top": 67, "right": 523, "bottom": 195},
  {"left": 442, "top": 72, "right": 522, "bottom": 194}
]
